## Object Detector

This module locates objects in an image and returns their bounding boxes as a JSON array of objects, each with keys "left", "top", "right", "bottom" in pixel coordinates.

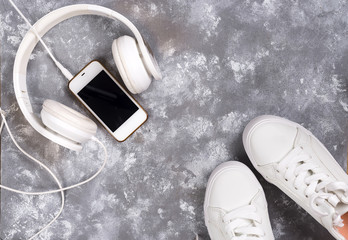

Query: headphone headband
[{"left": 13, "top": 4, "right": 159, "bottom": 151}]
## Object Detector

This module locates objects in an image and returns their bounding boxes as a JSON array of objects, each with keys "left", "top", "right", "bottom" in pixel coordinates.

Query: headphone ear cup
[
  {"left": 112, "top": 35, "right": 152, "bottom": 94},
  {"left": 41, "top": 100, "right": 97, "bottom": 143}
]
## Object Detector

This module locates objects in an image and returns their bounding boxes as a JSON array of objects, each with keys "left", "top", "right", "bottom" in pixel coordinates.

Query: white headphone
[
  {"left": 3, "top": 2, "right": 162, "bottom": 239},
  {"left": 13, "top": 4, "right": 162, "bottom": 151}
]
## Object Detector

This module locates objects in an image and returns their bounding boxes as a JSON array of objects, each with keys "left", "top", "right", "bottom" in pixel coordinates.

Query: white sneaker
[
  {"left": 243, "top": 115, "right": 348, "bottom": 240},
  {"left": 204, "top": 161, "right": 275, "bottom": 240}
]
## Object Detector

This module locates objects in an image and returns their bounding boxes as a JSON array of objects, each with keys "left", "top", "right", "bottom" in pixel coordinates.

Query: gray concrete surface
[{"left": 0, "top": 0, "right": 347, "bottom": 239}]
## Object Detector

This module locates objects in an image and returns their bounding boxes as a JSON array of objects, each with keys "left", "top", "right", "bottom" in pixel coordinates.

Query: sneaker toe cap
[
  {"left": 207, "top": 164, "right": 260, "bottom": 211},
  {"left": 244, "top": 117, "right": 298, "bottom": 165}
]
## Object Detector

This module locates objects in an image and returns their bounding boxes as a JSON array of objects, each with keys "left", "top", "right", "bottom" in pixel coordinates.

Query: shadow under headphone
[{"left": 13, "top": 4, "right": 162, "bottom": 151}]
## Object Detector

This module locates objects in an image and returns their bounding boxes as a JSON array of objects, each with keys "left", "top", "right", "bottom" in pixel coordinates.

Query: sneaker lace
[
  {"left": 277, "top": 146, "right": 348, "bottom": 227},
  {"left": 222, "top": 205, "right": 265, "bottom": 240}
]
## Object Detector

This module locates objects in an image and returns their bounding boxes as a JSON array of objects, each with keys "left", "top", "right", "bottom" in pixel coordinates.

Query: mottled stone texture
[{"left": 0, "top": 0, "right": 347, "bottom": 239}]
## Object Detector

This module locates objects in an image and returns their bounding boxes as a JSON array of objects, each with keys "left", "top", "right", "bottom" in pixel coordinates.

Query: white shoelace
[
  {"left": 222, "top": 205, "right": 265, "bottom": 240},
  {"left": 277, "top": 146, "right": 348, "bottom": 227}
]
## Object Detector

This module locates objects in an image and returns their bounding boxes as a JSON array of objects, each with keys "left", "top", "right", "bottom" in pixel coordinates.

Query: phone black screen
[{"left": 78, "top": 70, "right": 139, "bottom": 131}]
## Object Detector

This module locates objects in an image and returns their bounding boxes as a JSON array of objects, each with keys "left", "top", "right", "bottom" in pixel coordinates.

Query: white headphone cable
[
  {"left": 0, "top": 110, "right": 108, "bottom": 239},
  {"left": 0, "top": 110, "right": 64, "bottom": 240},
  {"left": 0, "top": 111, "right": 108, "bottom": 195},
  {"left": 8, "top": 0, "right": 74, "bottom": 80}
]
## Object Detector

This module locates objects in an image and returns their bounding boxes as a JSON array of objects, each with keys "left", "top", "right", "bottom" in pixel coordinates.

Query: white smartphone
[{"left": 68, "top": 60, "right": 148, "bottom": 142}]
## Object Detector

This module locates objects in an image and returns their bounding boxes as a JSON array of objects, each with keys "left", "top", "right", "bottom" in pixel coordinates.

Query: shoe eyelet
[
  {"left": 305, "top": 195, "right": 309, "bottom": 198},
  {"left": 285, "top": 178, "right": 288, "bottom": 182}
]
